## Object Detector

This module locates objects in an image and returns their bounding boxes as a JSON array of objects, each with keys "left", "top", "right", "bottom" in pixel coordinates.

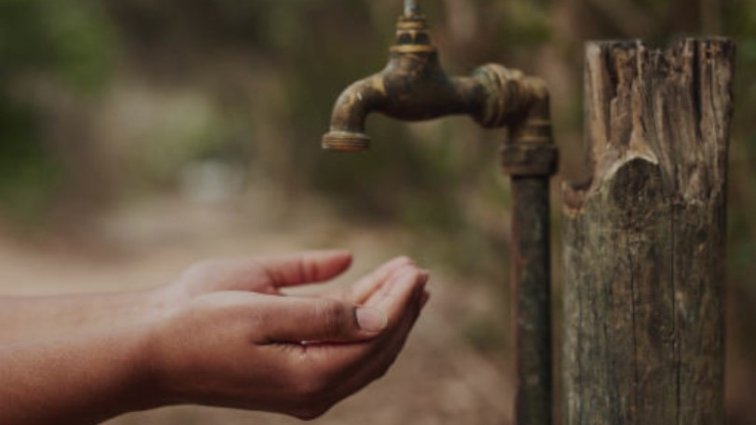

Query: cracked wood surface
[{"left": 561, "top": 39, "right": 734, "bottom": 425}]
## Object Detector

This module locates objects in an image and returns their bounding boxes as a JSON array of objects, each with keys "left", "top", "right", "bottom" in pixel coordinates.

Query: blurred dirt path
[{"left": 0, "top": 193, "right": 513, "bottom": 425}]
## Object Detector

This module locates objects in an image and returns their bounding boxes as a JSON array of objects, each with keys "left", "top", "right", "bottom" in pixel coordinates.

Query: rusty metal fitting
[
  {"left": 321, "top": 130, "right": 370, "bottom": 152},
  {"left": 473, "top": 64, "right": 532, "bottom": 128},
  {"left": 396, "top": 15, "right": 427, "bottom": 32},
  {"left": 501, "top": 142, "right": 558, "bottom": 176},
  {"left": 512, "top": 118, "right": 552, "bottom": 145},
  {"left": 499, "top": 73, "right": 556, "bottom": 176},
  {"left": 392, "top": 15, "right": 433, "bottom": 53}
]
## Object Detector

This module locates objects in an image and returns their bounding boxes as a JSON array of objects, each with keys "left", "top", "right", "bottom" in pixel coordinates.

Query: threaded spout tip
[{"left": 322, "top": 131, "right": 371, "bottom": 152}]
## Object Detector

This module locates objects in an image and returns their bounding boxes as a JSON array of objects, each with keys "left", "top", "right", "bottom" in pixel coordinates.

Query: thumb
[{"left": 260, "top": 298, "right": 387, "bottom": 343}]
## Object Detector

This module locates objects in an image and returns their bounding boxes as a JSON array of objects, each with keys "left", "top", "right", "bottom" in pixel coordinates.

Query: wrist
[
  {"left": 118, "top": 324, "right": 170, "bottom": 412},
  {"left": 127, "top": 317, "right": 179, "bottom": 411},
  {"left": 104, "top": 287, "right": 182, "bottom": 410},
  {"left": 137, "top": 291, "right": 193, "bottom": 408},
  {"left": 142, "top": 284, "right": 185, "bottom": 323}
]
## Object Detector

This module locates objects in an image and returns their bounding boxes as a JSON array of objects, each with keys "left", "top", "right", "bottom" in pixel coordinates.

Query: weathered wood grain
[{"left": 561, "top": 38, "right": 734, "bottom": 425}]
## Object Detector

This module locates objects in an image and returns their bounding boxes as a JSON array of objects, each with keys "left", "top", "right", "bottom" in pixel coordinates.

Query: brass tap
[
  {"left": 322, "top": 5, "right": 553, "bottom": 162},
  {"left": 322, "top": 5, "right": 559, "bottom": 425}
]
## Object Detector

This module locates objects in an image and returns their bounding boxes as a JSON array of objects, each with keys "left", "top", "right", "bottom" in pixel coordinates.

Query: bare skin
[{"left": 0, "top": 251, "right": 430, "bottom": 424}]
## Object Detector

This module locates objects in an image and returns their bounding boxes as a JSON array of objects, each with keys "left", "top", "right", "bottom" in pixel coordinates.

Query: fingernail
[{"left": 356, "top": 307, "right": 387, "bottom": 332}]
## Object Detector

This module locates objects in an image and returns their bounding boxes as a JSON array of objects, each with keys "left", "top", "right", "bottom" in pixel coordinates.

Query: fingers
[
  {"left": 328, "top": 280, "right": 429, "bottom": 403},
  {"left": 347, "top": 256, "right": 414, "bottom": 305},
  {"left": 364, "top": 264, "right": 428, "bottom": 309},
  {"left": 259, "top": 250, "right": 353, "bottom": 288},
  {"left": 288, "top": 269, "right": 430, "bottom": 415},
  {"left": 375, "top": 267, "right": 428, "bottom": 327},
  {"left": 257, "top": 297, "right": 387, "bottom": 344},
  {"left": 298, "top": 266, "right": 427, "bottom": 368}
]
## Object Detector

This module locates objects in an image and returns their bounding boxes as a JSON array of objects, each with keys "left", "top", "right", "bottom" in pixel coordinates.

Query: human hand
[{"left": 146, "top": 256, "right": 429, "bottom": 419}]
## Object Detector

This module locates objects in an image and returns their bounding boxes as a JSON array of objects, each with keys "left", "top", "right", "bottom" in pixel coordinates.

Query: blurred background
[{"left": 0, "top": 0, "right": 754, "bottom": 423}]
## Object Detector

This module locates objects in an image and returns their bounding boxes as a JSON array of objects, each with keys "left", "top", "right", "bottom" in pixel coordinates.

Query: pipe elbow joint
[
  {"left": 499, "top": 74, "right": 557, "bottom": 177},
  {"left": 469, "top": 64, "right": 551, "bottom": 128},
  {"left": 322, "top": 75, "right": 386, "bottom": 152}
]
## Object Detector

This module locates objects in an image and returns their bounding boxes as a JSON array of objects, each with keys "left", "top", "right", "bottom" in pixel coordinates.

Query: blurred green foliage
[
  {"left": 0, "top": 0, "right": 112, "bottom": 88},
  {"left": 0, "top": 0, "right": 112, "bottom": 222},
  {"left": 0, "top": 96, "right": 58, "bottom": 222}
]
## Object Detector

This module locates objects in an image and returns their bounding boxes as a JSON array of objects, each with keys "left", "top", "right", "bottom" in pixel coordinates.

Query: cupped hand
[{"left": 147, "top": 255, "right": 429, "bottom": 419}]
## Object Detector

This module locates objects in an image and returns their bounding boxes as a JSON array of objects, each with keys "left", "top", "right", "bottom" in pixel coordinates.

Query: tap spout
[
  {"left": 322, "top": 14, "right": 544, "bottom": 152},
  {"left": 320, "top": 73, "right": 386, "bottom": 152}
]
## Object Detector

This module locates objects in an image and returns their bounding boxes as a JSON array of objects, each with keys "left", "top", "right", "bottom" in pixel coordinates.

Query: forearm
[
  {"left": 0, "top": 324, "right": 163, "bottom": 424},
  {"left": 0, "top": 289, "right": 165, "bottom": 344}
]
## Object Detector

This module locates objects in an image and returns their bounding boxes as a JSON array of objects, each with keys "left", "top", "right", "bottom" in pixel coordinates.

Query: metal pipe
[
  {"left": 503, "top": 82, "right": 556, "bottom": 425},
  {"left": 404, "top": 0, "right": 420, "bottom": 17},
  {"left": 511, "top": 176, "right": 552, "bottom": 425}
]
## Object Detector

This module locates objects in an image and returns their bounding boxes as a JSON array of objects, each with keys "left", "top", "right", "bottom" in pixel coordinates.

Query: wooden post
[{"left": 561, "top": 39, "right": 734, "bottom": 425}]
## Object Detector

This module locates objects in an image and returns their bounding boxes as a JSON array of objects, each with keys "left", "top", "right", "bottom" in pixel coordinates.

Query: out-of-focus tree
[{"left": 0, "top": 0, "right": 113, "bottom": 225}]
